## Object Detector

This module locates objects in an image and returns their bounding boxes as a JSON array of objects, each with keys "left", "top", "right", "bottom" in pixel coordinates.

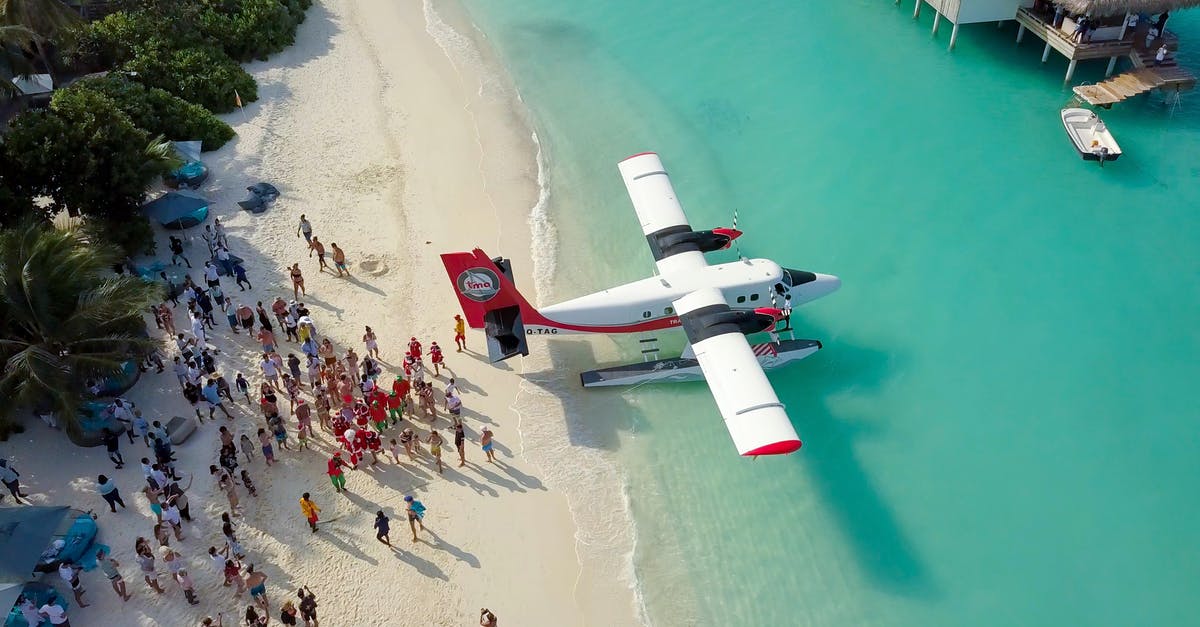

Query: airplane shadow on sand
[{"left": 517, "top": 325, "right": 936, "bottom": 599}]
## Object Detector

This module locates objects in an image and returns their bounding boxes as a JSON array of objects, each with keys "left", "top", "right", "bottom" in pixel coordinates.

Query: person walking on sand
[
  {"left": 404, "top": 495, "right": 426, "bottom": 541},
  {"left": 429, "top": 341, "right": 444, "bottom": 376},
  {"left": 258, "top": 428, "right": 276, "bottom": 466},
  {"left": 135, "top": 538, "right": 165, "bottom": 594},
  {"left": 58, "top": 562, "right": 90, "bottom": 608},
  {"left": 481, "top": 427, "right": 496, "bottom": 463},
  {"left": 427, "top": 430, "right": 445, "bottom": 474},
  {"left": 245, "top": 565, "right": 269, "bottom": 613},
  {"left": 373, "top": 510, "right": 391, "bottom": 546},
  {"left": 308, "top": 237, "right": 327, "bottom": 271},
  {"left": 205, "top": 379, "right": 234, "bottom": 420},
  {"left": 170, "top": 236, "right": 191, "bottom": 268},
  {"left": 454, "top": 314, "right": 466, "bottom": 351},
  {"left": 96, "top": 549, "right": 132, "bottom": 602},
  {"left": 297, "top": 214, "right": 313, "bottom": 244},
  {"left": 327, "top": 452, "right": 349, "bottom": 493},
  {"left": 300, "top": 492, "right": 321, "bottom": 532},
  {"left": 97, "top": 474, "right": 126, "bottom": 512},
  {"left": 290, "top": 263, "right": 306, "bottom": 299},
  {"left": 362, "top": 326, "right": 380, "bottom": 359},
  {"left": 297, "top": 586, "right": 319, "bottom": 627},
  {"left": 0, "top": 458, "right": 30, "bottom": 503},
  {"left": 330, "top": 243, "right": 349, "bottom": 277},
  {"left": 454, "top": 422, "right": 467, "bottom": 467}
]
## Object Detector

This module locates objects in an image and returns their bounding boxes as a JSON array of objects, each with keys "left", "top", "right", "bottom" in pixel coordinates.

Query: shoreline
[{"left": 0, "top": 0, "right": 641, "bottom": 625}]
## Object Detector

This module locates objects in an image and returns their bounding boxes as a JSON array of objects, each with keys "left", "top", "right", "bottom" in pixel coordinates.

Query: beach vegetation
[
  {"left": 0, "top": 0, "right": 83, "bottom": 86},
  {"left": 71, "top": 74, "right": 236, "bottom": 150},
  {"left": 123, "top": 43, "right": 258, "bottom": 114},
  {"left": 0, "top": 87, "right": 175, "bottom": 253},
  {"left": 0, "top": 221, "right": 160, "bottom": 439}
]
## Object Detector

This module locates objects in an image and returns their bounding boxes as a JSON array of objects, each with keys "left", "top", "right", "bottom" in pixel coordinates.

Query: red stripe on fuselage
[{"left": 523, "top": 311, "right": 682, "bottom": 334}]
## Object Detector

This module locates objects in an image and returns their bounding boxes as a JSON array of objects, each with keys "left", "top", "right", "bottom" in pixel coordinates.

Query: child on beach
[
  {"left": 240, "top": 470, "right": 258, "bottom": 497},
  {"left": 363, "top": 326, "right": 380, "bottom": 358},
  {"left": 481, "top": 427, "right": 496, "bottom": 463},
  {"left": 429, "top": 341, "right": 444, "bottom": 376},
  {"left": 236, "top": 373, "right": 250, "bottom": 402},
  {"left": 389, "top": 438, "right": 402, "bottom": 464},
  {"left": 427, "top": 430, "right": 444, "bottom": 474},
  {"left": 177, "top": 568, "right": 200, "bottom": 605},
  {"left": 258, "top": 428, "right": 275, "bottom": 466},
  {"left": 300, "top": 493, "right": 321, "bottom": 533},
  {"left": 239, "top": 434, "right": 255, "bottom": 463}
]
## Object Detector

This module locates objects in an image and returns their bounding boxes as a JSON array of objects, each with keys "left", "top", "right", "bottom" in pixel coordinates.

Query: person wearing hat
[
  {"left": 404, "top": 495, "right": 426, "bottom": 542},
  {"left": 327, "top": 452, "right": 349, "bottom": 492},
  {"left": 454, "top": 314, "right": 467, "bottom": 352},
  {"left": 408, "top": 337, "right": 422, "bottom": 359},
  {"left": 300, "top": 492, "right": 321, "bottom": 532}
]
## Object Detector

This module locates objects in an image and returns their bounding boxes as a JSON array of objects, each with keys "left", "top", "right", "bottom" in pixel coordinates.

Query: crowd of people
[{"left": 24, "top": 212, "right": 509, "bottom": 626}]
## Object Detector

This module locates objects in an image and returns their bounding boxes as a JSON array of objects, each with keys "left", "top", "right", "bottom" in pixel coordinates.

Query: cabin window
[
  {"left": 664, "top": 307, "right": 674, "bottom": 315},
  {"left": 736, "top": 295, "right": 746, "bottom": 303},
  {"left": 750, "top": 293, "right": 759, "bottom": 302},
  {"left": 642, "top": 310, "right": 651, "bottom": 319}
]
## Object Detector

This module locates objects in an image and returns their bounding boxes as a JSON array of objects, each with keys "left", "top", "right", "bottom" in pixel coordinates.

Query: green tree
[
  {"left": 0, "top": 87, "right": 175, "bottom": 251},
  {"left": 71, "top": 75, "right": 235, "bottom": 151},
  {"left": 0, "top": 0, "right": 83, "bottom": 82},
  {"left": 123, "top": 43, "right": 257, "bottom": 113},
  {"left": 0, "top": 221, "right": 160, "bottom": 437}
]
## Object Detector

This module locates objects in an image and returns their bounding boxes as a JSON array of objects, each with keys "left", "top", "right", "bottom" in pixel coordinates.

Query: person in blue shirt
[
  {"left": 97, "top": 475, "right": 126, "bottom": 512},
  {"left": 203, "top": 379, "right": 233, "bottom": 420}
]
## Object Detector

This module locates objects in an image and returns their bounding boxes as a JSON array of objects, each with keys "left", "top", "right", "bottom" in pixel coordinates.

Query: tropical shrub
[
  {"left": 199, "top": 0, "right": 301, "bottom": 62},
  {"left": 1, "top": 88, "right": 174, "bottom": 253},
  {"left": 72, "top": 75, "right": 236, "bottom": 150},
  {"left": 123, "top": 43, "right": 258, "bottom": 113},
  {"left": 0, "top": 222, "right": 160, "bottom": 437}
]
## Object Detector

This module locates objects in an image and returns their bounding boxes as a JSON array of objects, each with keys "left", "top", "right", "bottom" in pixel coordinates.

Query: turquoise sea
[{"left": 454, "top": 2, "right": 1200, "bottom": 625}]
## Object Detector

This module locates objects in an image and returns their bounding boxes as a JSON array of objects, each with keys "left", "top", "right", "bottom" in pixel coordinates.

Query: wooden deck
[
  {"left": 1072, "top": 46, "right": 1196, "bottom": 106},
  {"left": 1015, "top": 7, "right": 1133, "bottom": 61}
]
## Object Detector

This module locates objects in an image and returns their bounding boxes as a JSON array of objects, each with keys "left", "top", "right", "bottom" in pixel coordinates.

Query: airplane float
[{"left": 441, "top": 152, "right": 840, "bottom": 456}]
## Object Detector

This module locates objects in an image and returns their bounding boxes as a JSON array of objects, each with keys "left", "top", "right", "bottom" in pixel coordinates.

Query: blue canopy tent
[
  {"left": 0, "top": 507, "right": 72, "bottom": 625},
  {"left": 165, "top": 141, "right": 208, "bottom": 190},
  {"left": 142, "top": 191, "right": 209, "bottom": 230}
]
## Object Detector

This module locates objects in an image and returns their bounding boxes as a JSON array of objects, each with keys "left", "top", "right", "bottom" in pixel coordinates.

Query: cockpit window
[{"left": 774, "top": 282, "right": 786, "bottom": 294}]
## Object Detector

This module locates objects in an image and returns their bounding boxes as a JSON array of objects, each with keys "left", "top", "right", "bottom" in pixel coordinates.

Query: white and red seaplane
[{"left": 441, "top": 152, "right": 840, "bottom": 456}]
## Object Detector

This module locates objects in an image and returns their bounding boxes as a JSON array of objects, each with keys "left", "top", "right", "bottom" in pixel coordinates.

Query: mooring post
[{"left": 1042, "top": 41, "right": 1052, "bottom": 63}]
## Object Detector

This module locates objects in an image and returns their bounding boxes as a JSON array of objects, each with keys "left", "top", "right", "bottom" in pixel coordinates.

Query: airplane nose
[{"left": 813, "top": 273, "right": 841, "bottom": 297}]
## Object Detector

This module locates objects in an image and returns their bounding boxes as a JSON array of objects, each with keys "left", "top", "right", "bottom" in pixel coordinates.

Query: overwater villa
[{"left": 906, "top": 0, "right": 1197, "bottom": 104}]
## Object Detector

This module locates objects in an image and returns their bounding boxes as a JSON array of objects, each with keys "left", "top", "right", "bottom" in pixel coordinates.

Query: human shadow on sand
[
  {"left": 392, "top": 545, "right": 448, "bottom": 580},
  {"left": 441, "top": 466, "right": 500, "bottom": 497},
  {"left": 422, "top": 529, "right": 479, "bottom": 568}
]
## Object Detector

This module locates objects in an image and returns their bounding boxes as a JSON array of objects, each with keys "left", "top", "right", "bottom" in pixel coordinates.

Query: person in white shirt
[
  {"left": 163, "top": 503, "right": 185, "bottom": 540},
  {"left": 38, "top": 600, "right": 70, "bottom": 626},
  {"left": 57, "top": 562, "right": 89, "bottom": 607},
  {"left": 261, "top": 355, "right": 281, "bottom": 390},
  {"left": 1155, "top": 44, "right": 1169, "bottom": 65}
]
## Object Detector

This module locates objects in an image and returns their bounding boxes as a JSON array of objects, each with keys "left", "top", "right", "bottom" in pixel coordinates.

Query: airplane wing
[
  {"left": 618, "top": 152, "right": 708, "bottom": 275},
  {"left": 673, "top": 288, "right": 802, "bottom": 456}
]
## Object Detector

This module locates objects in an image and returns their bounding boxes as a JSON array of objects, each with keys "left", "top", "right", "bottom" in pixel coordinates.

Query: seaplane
[{"left": 441, "top": 152, "right": 840, "bottom": 456}]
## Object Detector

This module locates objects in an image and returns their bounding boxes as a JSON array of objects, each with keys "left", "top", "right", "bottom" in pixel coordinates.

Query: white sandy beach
[{"left": 0, "top": 0, "right": 641, "bottom": 625}]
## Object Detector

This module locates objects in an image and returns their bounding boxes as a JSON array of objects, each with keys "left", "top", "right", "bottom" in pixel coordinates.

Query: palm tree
[
  {"left": 0, "top": 221, "right": 160, "bottom": 437},
  {"left": 0, "top": 0, "right": 83, "bottom": 87}
]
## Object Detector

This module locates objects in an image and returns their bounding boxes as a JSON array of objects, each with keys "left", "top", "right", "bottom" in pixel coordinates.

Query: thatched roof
[{"left": 1055, "top": 0, "right": 1200, "bottom": 16}]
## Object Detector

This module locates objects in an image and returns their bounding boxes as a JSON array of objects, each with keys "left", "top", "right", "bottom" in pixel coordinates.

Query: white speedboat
[{"left": 1061, "top": 108, "right": 1121, "bottom": 163}]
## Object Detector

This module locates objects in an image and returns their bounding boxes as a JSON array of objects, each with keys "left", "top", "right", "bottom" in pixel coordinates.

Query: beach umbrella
[
  {"left": 0, "top": 506, "right": 72, "bottom": 613},
  {"left": 142, "top": 191, "right": 210, "bottom": 230}
]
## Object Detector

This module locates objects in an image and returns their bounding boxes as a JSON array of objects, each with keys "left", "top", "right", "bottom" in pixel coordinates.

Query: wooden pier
[{"left": 1071, "top": 36, "right": 1196, "bottom": 106}]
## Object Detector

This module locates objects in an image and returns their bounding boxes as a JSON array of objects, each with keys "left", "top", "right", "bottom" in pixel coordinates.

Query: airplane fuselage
[{"left": 525, "top": 258, "right": 840, "bottom": 335}]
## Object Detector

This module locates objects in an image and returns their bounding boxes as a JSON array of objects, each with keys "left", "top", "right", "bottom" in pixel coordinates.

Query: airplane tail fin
[{"left": 440, "top": 249, "right": 531, "bottom": 363}]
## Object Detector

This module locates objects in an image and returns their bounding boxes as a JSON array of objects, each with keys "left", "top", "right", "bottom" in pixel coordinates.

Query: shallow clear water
[{"left": 457, "top": 2, "right": 1200, "bottom": 625}]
